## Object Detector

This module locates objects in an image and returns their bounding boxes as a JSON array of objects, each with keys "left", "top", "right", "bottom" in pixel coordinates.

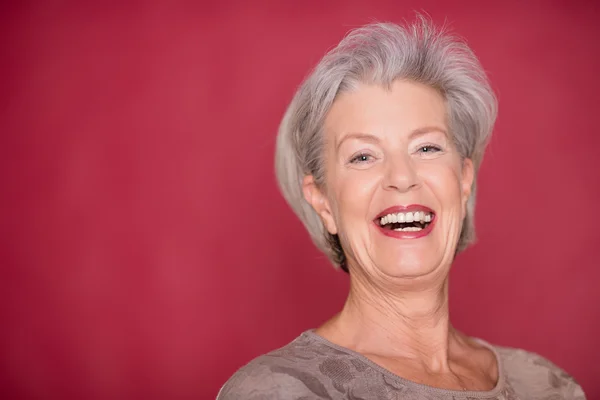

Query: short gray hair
[{"left": 275, "top": 17, "right": 497, "bottom": 271}]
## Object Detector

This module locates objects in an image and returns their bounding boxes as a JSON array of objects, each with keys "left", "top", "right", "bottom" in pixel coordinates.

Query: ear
[
  {"left": 302, "top": 175, "right": 338, "bottom": 235},
  {"left": 460, "top": 158, "right": 475, "bottom": 215}
]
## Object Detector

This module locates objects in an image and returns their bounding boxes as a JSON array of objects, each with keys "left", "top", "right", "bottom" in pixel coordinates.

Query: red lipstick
[{"left": 373, "top": 204, "right": 436, "bottom": 239}]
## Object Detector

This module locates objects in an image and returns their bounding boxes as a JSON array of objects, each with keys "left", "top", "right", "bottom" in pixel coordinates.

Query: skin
[{"left": 302, "top": 80, "right": 498, "bottom": 391}]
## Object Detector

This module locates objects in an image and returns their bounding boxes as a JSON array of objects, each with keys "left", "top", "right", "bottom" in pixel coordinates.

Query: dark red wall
[{"left": 1, "top": 1, "right": 599, "bottom": 399}]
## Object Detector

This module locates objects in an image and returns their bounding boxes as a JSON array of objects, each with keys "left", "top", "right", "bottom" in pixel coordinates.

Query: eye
[
  {"left": 418, "top": 145, "right": 442, "bottom": 154},
  {"left": 349, "top": 153, "right": 374, "bottom": 164}
]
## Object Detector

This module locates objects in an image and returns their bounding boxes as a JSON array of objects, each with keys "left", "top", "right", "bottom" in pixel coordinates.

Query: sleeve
[
  {"left": 216, "top": 362, "right": 333, "bottom": 400},
  {"left": 500, "top": 346, "right": 587, "bottom": 400},
  {"left": 526, "top": 352, "right": 586, "bottom": 400}
]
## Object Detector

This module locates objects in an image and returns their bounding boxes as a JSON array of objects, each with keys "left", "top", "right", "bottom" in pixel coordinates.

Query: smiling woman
[
  {"left": 217, "top": 17, "right": 586, "bottom": 400},
  {"left": 309, "top": 81, "right": 471, "bottom": 278}
]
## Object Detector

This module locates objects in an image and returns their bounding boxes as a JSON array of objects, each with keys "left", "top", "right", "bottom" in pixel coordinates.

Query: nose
[{"left": 382, "top": 153, "right": 420, "bottom": 192}]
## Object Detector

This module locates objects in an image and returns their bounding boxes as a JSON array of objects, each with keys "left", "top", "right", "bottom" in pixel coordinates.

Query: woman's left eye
[{"left": 417, "top": 145, "right": 442, "bottom": 154}]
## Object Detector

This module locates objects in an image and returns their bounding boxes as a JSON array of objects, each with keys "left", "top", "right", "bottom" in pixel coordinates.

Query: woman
[{"left": 218, "top": 18, "right": 585, "bottom": 399}]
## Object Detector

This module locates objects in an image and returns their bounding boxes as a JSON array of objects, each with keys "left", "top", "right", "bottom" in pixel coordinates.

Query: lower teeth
[{"left": 393, "top": 227, "right": 423, "bottom": 232}]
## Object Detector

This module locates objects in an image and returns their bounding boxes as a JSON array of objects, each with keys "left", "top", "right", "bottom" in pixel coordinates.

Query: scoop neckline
[{"left": 301, "top": 329, "right": 505, "bottom": 398}]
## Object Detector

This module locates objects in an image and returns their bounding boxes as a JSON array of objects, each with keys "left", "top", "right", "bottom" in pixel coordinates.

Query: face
[{"left": 303, "top": 80, "right": 474, "bottom": 282}]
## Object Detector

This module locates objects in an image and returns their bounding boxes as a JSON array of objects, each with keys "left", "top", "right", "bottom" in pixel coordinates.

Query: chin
[
  {"left": 376, "top": 251, "right": 444, "bottom": 279},
  {"left": 382, "top": 263, "right": 438, "bottom": 279}
]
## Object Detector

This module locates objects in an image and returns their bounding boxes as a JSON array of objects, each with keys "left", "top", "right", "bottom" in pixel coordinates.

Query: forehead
[{"left": 324, "top": 80, "right": 447, "bottom": 139}]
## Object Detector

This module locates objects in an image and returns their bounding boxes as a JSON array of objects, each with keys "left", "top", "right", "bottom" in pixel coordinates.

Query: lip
[{"left": 373, "top": 204, "right": 436, "bottom": 240}]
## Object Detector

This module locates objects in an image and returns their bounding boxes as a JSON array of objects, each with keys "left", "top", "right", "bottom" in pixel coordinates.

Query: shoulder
[
  {"left": 494, "top": 345, "right": 586, "bottom": 399},
  {"left": 217, "top": 332, "right": 345, "bottom": 400},
  {"left": 216, "top": 358, "right": 320, "bottom": 400}
]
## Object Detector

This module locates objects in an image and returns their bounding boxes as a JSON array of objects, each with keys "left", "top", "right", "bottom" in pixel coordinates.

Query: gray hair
[{"left": 275, "top": 17, "right": 497, "bottom": 271}]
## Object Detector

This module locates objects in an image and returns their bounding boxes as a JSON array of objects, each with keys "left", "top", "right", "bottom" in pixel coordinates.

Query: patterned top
[{"left": 218, "top": 330, "right": 585, "bottom": 399}]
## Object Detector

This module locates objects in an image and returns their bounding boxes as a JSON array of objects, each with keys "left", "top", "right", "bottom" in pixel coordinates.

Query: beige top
[{"left": 218, "top": 330, "right": 585, "bottom": 399}]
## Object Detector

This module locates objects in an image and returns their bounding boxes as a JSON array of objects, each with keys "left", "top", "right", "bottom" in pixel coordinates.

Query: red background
[{"left": 1, "top": 1, "right": 599, "bottom": 399}]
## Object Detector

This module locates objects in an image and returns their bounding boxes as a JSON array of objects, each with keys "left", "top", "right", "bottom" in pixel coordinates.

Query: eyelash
[
  {"left": 417, "top": 144, "right": 443, "bottom": 154},
  {"left": 349, "top": 153, "right": 374, "bottom": 164}
]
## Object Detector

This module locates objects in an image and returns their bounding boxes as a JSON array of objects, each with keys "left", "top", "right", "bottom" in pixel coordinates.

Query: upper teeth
[{"left": 379, "top": 211, "right": 433, "bottom": 226}]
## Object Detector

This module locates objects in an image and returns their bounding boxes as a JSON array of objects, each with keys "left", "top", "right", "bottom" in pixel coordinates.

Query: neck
[{"left": 318, "top": 269, "right": 456, "bottom": 372}]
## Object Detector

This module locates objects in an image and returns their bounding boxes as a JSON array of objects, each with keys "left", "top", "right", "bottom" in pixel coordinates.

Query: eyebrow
[
  {"left": 335, "top": 132, "right": 380, "bottom": 151},
  {"left": 335, "top": 126, "right": 448, "bottom": 151}
]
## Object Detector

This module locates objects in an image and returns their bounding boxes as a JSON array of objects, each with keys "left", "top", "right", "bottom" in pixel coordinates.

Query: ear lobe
[
  {"left": 302, "top": 175, "right": 338, "bottom": 235},
  {"left": 461, "top": 158, "right": 475, "bottom": 213}
]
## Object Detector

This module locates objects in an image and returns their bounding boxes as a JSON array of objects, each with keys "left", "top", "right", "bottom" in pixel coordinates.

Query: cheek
[
  {"left": 421, "top": 164, "right": 463, "bottom": 208},
  {"left": 333, "top": 170, "right": 380, "bottom": 225}
]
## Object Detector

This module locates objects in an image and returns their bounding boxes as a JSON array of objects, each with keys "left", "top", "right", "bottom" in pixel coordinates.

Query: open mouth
[{"left": 376, "top": 211, "right": 434, "bottom": 232}]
